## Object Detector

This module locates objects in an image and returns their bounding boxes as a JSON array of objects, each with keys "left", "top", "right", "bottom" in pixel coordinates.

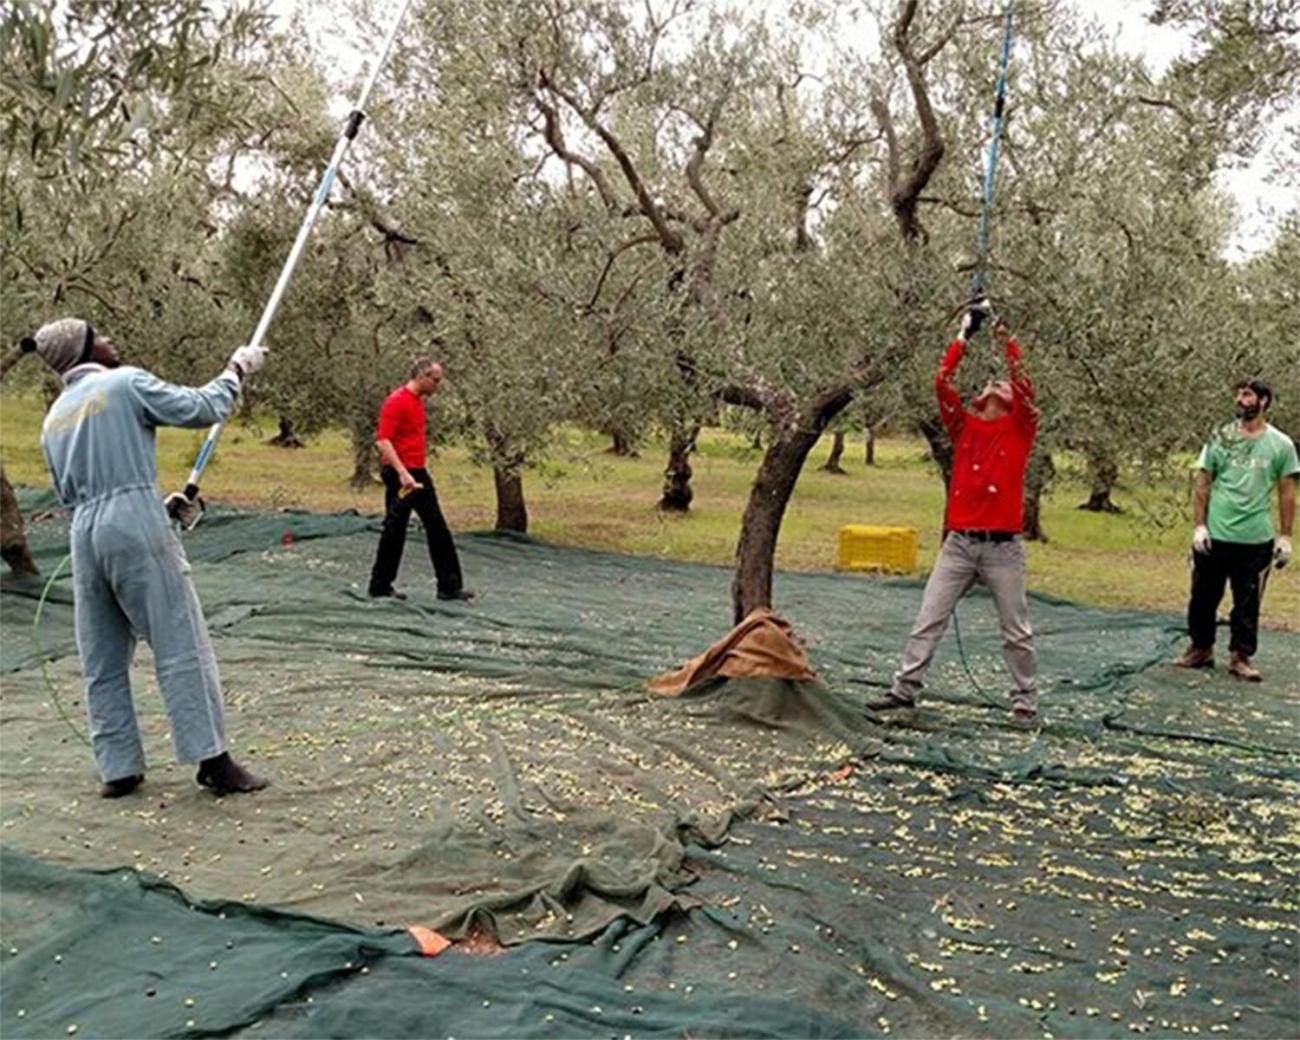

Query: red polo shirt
[
  {"left": 936, "top": 337, "right": 1038, "bottom": 533},
  {"left": 376, "top": 385, "right": 427, "bottom": 469}
]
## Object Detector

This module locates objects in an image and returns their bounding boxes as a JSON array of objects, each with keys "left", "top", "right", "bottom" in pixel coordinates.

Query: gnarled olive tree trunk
[
  {"left": 1, "top": 467, "right": 38, "bottom": 577},
  {"left": 0, "top": 351, "right": 39, "bottom": 577},
  {"left": 349, "top": 424, "right": 376, "bottom": 489},
  {"left": 1079, "top": 452, "right": 1121, "bottom": 513},
  {"left": 606, "top": 429, "right": 639, "bottom": 457},
  {"left": 268, "top": 415, "right": 305, "bottom": 448},
  {"left": 732, "top": 388, "right": 854, "bottom": 623},
  {"left": 659, "top": 423, "right": 698, "bottom": 512},
  {"left": 917, "top": 416, "right": 954, "bottom": 487},
  {"left": 819, "top": 429, "right": 848, "bottom": 474},
  {"left": 1022, "top": 450, "right": 1055, "bottom": 542},
  {"left": 493, "top": 466, "right": 527, "bottom": 532},
  {"left": 486, "top": 423, "right": 528, "bottom": 533}
]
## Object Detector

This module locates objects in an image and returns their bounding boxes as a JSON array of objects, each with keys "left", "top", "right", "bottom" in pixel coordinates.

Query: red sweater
[
  {"left": 376, "top": 386, "right": 427, "bottom": 469},
  {"left": 936, "top": 337, "right": 1038, "bottom": 533}
]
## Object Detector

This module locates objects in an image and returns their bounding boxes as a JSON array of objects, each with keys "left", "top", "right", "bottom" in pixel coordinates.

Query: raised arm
[
  {"left": 999, "top": 325, "right": 1038, "bottom": 433},
  {"left": 127, "top": 345, "right": 264, "bottom": 429},
  {"left": 935, "top": 338, "right": 967, "bottom": 439},
  {"left": 129, "top": 369, "right": 240, "bottom": 429}
]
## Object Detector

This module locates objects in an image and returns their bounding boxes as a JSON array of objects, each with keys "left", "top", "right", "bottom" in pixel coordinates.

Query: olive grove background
[{"left": 2, "top": 0, "right": 1297, "bottom": 619}]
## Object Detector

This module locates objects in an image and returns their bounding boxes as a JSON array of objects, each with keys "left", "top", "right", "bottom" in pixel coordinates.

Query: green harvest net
[{"left": 1, "top": 495, "right": 1296, "bottom": 1038}]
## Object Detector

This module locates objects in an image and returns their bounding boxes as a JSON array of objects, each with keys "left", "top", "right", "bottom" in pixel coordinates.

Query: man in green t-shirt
[{"left": 1174, "top": 379, "right": 1297, "bottom": 681}]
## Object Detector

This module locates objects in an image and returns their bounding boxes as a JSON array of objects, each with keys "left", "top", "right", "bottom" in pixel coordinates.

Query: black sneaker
[
  {"left": 368, "top": 587, "right": 407, "bottom": 600},
  {"left": 101, "top": 774, "right": 144, "bottom": 799},
  {"left": 437, "top": 588, "right": 475, "bottom": 602},
  {"left": 865, "top": 693, "right": 916, "bottom": 713}
]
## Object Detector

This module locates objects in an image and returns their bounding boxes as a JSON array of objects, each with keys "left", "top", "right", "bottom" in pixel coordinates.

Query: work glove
[
  {"left": 1191, "top": 524, "right": 1212, "bottom": 555},
  {"left": 228, "top": 344, "right": 267, "bottom": 380},
  {"left": 164, "top": 491, "right": 206, "bottom": 531},
  {"left": 959, "top": 296, "right": 991, "bottom": 341},
  {"left": 1275, "top": 535, "right": 1293, "bottom": 570}
]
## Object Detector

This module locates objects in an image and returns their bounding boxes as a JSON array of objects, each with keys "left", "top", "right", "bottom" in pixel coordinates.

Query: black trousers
[
  {"left": 368, "top": 467, "right": 463, "bottom": 596},
  {"left": 1186, "top": 539, "right": 1273, "bottom": 656}
]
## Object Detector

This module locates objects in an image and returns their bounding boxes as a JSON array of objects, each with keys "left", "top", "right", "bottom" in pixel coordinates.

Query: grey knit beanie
[{"left": 20, "top": 318, "right": 95, "bottom": 375}]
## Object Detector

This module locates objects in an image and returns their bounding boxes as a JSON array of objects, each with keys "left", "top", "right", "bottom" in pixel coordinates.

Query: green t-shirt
[{"left": 1196, "top": 423, "right": 1300, "bottom": 544}]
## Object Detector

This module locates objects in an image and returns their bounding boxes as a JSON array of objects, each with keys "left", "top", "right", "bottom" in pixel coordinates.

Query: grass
[{"left": 2, "top": 391, "right": 1295, "bottom": 630}]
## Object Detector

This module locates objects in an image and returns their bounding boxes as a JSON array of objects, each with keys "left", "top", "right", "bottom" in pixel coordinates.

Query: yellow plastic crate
[{"left": 836, "top": 524, "right": 918, "bottom": 574}]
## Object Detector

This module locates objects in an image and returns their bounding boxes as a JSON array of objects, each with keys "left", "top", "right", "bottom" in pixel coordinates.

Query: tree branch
[
  {"left": 584, "top": 233, "right": 660, "bottom": 311},
  {"left": 533, "top": 88, "right": 620, "bottom": 211},
  {"left": 718, "top": 381, "right": 770, "bottom": 412},
  {"left": 888, "top": 0, "right": 948, "bottom": 242},
  {"left": 541, "top": 69, "right": 684, "bottom": 254},
  {"left": 869, "top": 95, "right": 900, "bottom": 197}
]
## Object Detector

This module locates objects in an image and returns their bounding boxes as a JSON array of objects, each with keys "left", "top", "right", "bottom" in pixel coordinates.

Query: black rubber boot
[{"left": 197, "top": 753, "right": 268, "bottom": 796}]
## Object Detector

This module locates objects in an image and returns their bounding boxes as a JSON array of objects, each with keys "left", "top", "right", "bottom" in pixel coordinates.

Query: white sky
[
  {"left": 287, "top": 0, "right": 1296, "bottom": 260},
  {"left": 1070, "top": 0, "right": 1298, "bottom": 259}
]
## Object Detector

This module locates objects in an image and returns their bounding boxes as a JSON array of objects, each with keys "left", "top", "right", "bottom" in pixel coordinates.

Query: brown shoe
[
  {"left": 1011, "top": 706, "right": 1041, "bottom": 729},
  {"left": 1228, "top": 652, "right": 1262, "bottom": 682},
  {"left": 865, "top": 692, "right": 916, "bottom": 713},
  {"left": 1173, "top": 645, "right": 1214, "bottom": 669}
]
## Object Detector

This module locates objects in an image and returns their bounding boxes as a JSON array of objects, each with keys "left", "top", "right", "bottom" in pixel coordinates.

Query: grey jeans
[{"left": 891, "top": 532, "right": 1038, "bottom": 711}]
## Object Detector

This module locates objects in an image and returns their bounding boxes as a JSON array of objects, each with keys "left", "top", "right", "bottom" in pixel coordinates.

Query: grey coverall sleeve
[{"left": 129, "top": 370, "right": 240, "bottom": 429}]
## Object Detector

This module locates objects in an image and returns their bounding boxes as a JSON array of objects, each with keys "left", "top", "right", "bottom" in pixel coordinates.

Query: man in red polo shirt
[
  {"left": 867, "top": 299, "right": 1040, "bottom": 724},
  {"left": 367, "top": 356, "right": 473, "bottom": 602}
]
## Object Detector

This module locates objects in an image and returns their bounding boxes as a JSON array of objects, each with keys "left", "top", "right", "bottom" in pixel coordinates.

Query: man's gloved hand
[
  {"left": 228, "top": 344, "right": 267, "bottom": 380},
  {"left": 1192, "top": 524, "right": 1212, "bottom": 555},
  {"left": 1274, "top": 535, "right": 1292, "bottom": 570},
  {"left": 959, "top": 296, "right": 991, "bottom": 341},
  {"left": 164, "top": 491, "right": 205, "bottom": 531}
]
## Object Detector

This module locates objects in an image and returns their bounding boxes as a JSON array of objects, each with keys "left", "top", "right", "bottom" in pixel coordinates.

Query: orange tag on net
[{"left": 408, "top": 925, "right": 452, "bottom": 957}]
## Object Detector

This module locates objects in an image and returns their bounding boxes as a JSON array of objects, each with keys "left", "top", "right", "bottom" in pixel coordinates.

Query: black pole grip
[{"left": 344, "top": 110, "right": 366, "bottom": 140}]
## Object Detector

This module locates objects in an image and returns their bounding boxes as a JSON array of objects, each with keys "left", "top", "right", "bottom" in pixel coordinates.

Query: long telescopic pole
[
  {"left": 169, "top": 0, "right": 415, "bottom": 523},
  {"left": 971, "top": 1, "right": 1014, "bottom": 298}
]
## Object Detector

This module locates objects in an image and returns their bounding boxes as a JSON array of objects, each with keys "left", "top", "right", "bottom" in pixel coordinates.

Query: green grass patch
[{"left": 2, "top": 391, "right": 1294, "bottom": 629}]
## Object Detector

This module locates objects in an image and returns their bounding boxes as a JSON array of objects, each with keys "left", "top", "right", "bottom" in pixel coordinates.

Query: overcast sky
[{"left": 1071, "top": 0, "right": 1297, "bottom": 259}]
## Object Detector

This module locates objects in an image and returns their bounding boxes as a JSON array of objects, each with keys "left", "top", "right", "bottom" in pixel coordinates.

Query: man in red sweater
[
  {"left": 367, "top": 357, "right": 473, "bottom": 602},
  {"left": 868, "top": 300, "right": 1040, "bottom": 725}
]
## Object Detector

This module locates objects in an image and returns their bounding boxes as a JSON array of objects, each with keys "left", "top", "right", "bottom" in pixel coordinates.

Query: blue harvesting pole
[
  {"left": 971, "top": 1, "right": 1015, "bottom": 298},
  {"left": 168, "top": 0, "right": 415, "bottom": 527}
]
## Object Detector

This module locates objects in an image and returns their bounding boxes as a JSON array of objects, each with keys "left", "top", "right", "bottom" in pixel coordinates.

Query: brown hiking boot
[
  {"left": 1227, "top": 651, "right": 1262, "bottom": 682},
  {"left": 1173, "top": 645, "right": 1214, "bottom": 669}
]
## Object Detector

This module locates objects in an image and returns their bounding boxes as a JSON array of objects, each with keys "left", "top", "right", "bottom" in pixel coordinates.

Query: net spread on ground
[{"left": 1, "top": 496, "right": 1296, "bottom": 1038}]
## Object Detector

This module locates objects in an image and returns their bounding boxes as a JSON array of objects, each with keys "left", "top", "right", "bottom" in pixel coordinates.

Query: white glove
[
  {"left": 1275, "top": 535, "right": 1293, "bottom": 570},
  {"left": 228, "top": 344, "right": 267, "bottom": 379},
  {"left": 1191, "top": 524, "right": 1212, "bottom": 555}
]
